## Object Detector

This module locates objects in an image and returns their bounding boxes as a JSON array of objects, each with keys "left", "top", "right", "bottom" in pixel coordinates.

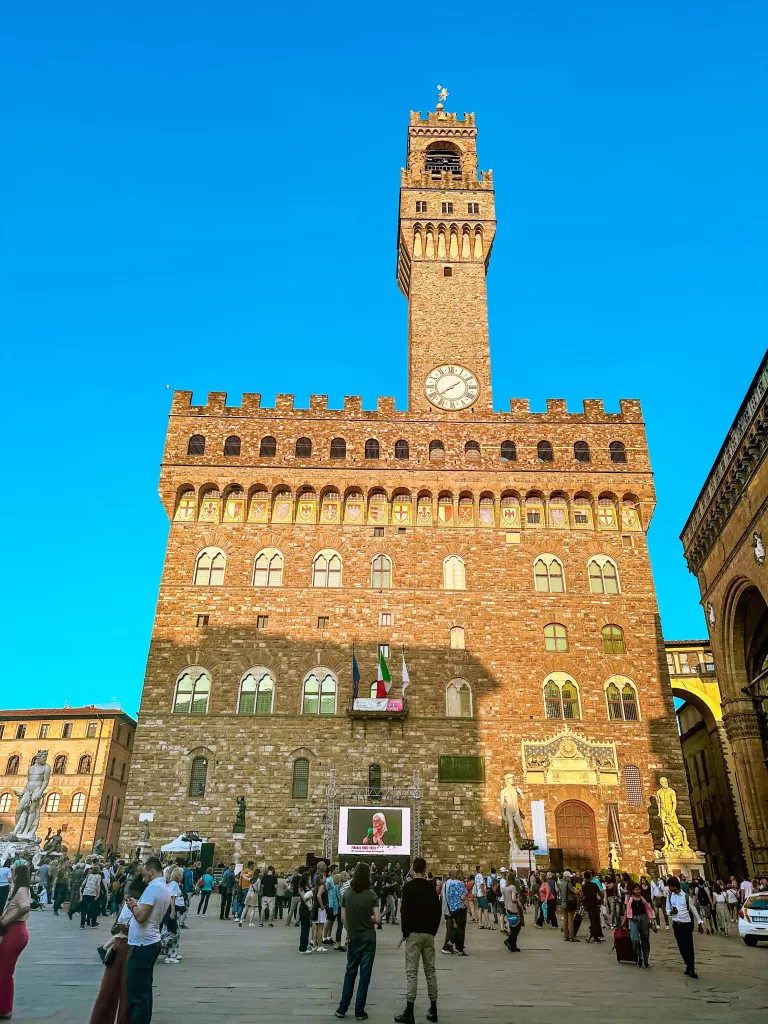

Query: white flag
[{"left": 401, "top": 650, "right": 410, "bottom": 695}]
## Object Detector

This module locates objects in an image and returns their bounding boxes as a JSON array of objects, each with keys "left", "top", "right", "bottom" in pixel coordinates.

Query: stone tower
[{"left": 397, "top": 109, "right": 496, "bottom": 413}]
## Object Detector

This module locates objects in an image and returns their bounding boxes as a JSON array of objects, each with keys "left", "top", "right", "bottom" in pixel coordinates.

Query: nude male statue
[
  {"left": 8, "top": 750, "right": 51, "bottom": 841},
  {"left": 500, "top": 773, "right": 528, "bottom": 857}
]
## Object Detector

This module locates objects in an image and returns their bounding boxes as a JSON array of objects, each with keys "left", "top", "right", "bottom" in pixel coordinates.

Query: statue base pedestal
[
  {"left": 232, "top": 833, "right": 245, "bottom": 874},
  {"left": 653, "top": 848, "right": 706, "bottom": 878},
  {"left": 0, "top": 837, "right": 42, "bottom": 869},
  {"left": 507, "top": 852, "right": 534, "bottom": 877},
  {"left": 136, "top": 841, "right": 152, "bottom": 864}
]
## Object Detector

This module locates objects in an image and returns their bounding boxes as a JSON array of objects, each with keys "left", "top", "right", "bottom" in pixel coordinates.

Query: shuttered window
[{"left": 292, "top": 758, "right": 309, "bottom": 799}]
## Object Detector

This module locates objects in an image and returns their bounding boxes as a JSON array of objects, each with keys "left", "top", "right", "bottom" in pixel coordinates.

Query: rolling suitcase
[
  {"left": 613, "top": 925, "right": 635, "bottom": 963},
  {"left": 573, "top": 911, "right": 583, "bottom": 937}
]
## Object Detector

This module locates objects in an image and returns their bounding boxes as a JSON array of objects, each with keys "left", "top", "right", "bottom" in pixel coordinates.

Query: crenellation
[
  {"left": 275, "top": 394, "right": 294, "bottom": 411},
  {"left": 309, "top": 394, "right": 328, "bottom": 411},
  {"left": 343, "top": 396, "right": 363, "bottom": 413},
  {"left": 583, "top": 399, "right": 607, "bottom": 419},
  {"left": 241, "top": 393, "right": 262, "bottom": 413},
  {"left": 206, "top": 392, "right": 228, "bottom": 412}
]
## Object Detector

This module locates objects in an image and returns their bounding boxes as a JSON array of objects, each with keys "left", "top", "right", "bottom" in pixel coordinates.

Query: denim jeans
[
  {"left": 337, "top": 935, "right": 376, "bottom": 1016},
  {"left": 629, "top": 915, "right": 650, "bottom": 963}
]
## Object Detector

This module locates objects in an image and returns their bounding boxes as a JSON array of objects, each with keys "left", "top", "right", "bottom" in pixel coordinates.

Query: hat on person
[
  {"left": 563, "top": 870, "right": 573, "bottom": 878},
  {"left": 499, "top": 867, "right": 507, "bottom": 873}
]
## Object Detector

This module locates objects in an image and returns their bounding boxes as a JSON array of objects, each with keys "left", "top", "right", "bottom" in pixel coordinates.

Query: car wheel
[{"left": 743, "top": 936, "right": 758, "bottom": 947}]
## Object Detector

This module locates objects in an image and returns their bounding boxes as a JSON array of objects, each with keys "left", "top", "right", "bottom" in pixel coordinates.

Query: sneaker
[
  {"left": 355, "top": 1014, "right": 369, "bottom": 1021},
  {"left": 426, "top": 1010, "right": 438, "bottom": 1023},
  {"left": 249, "top": 923, "right": 255, "bottom": 928},
  {"left": 164, "top": 957, "right": 177, "bottom": 964},
  {"left": 458, "top": 950, "right": 469, "bottom": 956},
  {"left": 338, "top": 945, "right": 347, "bottom": 952},
  {"left": 441, "top": 948, "right": 454, "bottom": 955},
  {"left": 334, "top": 1011, "right": 346, "bottom": 1019},
  {"left": 300, "top": 949, "right": 314, "bottom": 955},
  {"left": 316, "top": 946, "right": 328, "bottom": 953}
]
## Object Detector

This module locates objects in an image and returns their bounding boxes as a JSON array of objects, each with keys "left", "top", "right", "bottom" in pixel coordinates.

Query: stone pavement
[{"left": 11, "top": 900, "right": 768, "bottom": 1023}]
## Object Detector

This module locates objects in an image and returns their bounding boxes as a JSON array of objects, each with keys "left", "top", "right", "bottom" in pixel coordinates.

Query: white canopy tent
[{"left": 160, "top": 835, "right": 206, "bottom": 853}]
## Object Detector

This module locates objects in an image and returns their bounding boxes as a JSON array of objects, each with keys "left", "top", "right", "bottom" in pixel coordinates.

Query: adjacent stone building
[
  {"left": 124, "top": 102, "right": 691, "bottom": 874},
  {"left": 0, "top": 706, "right": 137, "bottom": 854}
]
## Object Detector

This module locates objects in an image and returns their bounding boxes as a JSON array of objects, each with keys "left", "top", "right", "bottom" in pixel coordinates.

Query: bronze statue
[{"left": 234, "top": 795, "right": 246, "bottom": 832}]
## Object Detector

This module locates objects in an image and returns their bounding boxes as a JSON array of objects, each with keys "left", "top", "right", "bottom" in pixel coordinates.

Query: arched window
[
  {"left": 537, "top": 440, "right": 554, "bottom": 462},
  {"left": 623, "top": 765, "right": 643, "bottom": 805},
  {"left": 302, "top": 670, "right": 337, "bottom": 714},
  {"left": 369, "top": 680, "right": 379, "bottom": 698},
  {"left": 465, "top": 440, "right": 480, "bottom": 456},
  {"left": 0, "top": 793, "right": 11, "bottom": 813},
  {"left": 533, "top": 555, "right": 565, "bottom": 593},
  {"left": 312, "top": 550, "right": 342, "bottom": 588},
  {"left": 443, "top": 555, "right": 466, "bottom": 591},
  {"left": 429, "top": 440, "right": 444, "bottom": 459},
  {"left": 602, "top": 624, "right": 625, "bottom": 654},
  {"left": 6, "top": 756, "right": 19, "bottom": 775},
  {"left": 78, "top": 754, "right": 92, "bottom": 775},
  {"left": 588, "top": 556, "right": 620, "bottom": 594},
  {"left": 52, "top": 755, "right": 66, "bottom": 775},
  {"left": 253, "top": 548, "right": 284, "bottom": 587},
  {"left": 394, "top": 439, "right": 409, "bottom": 460},
  {"left": 574, "top": 441, "right": 590, "bottom": 463},
  {"left": 364, "top": 438, "right": 380, "bottom": 459},
  {"left": 609, "top": 441, "right": 627, "bottom": 463},
  {"left": 368, "top": 764, "right": 382, "bottom": 794},
  {"left": 292, "top": 757, "right": 310, "bottom": 799},
  {"left": 295, "top": 437, "right": 312, "bottom": 458},
  {"left": 45, "top": 792, "right": 60, "bottom": 813},
  {"left": 543, "top": 674, "right": 581, "bottom": 720},
  {"left": 544, "top": 622, "right": 568, "bottom": 652},
  {"left": 500, "top": 440, "right": 517, "bottom": 462},
  {"left": 193, "top": 547, "right": 226, "bottom": 586},
  {"left": 450, "top": 625, "right": 465, "bottom": 650},
  {"left": 238, "top": 668, "right": 275, "bottom": 714},
  {"left": 330, "top": 437, "right": 346, "bottom": 459},
  {"left": 606, "top": 676, "right": 640, "bottom": 721},
  {"left": 224, "top": 435, "right": 241, "bottom": 456},
  {"left": 187, "top": 434, "right": 205, "bottom": 456},
  {"left": 173, "top": 667, "right": 211, "bottom": 714},
  {"left": 371, "top": 554, "right": 392, "bottom": 589},
  {"left": 189, "top": 756, "right": 208, "bottom": 797},
  {"left": 446, "top": 679, "right": 472, "bottom": 718},
  {"left": 71, "top": 792, "right": 86, "bottom": 813}
]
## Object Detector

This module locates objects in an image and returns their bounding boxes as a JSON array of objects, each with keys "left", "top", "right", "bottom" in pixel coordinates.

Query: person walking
[
  {"left": 161, "top": 868, "right": 185, "bottom": 964},
  {"left": 218, "top": 864, "right": 235, "bottom": 920},
  {"left": 125, "top": 858, "right": 170, "bottom": 1024},
  {"left": 89, "top": 875, "right": 145, "bottom": 1024},
  {"left": 473, "top": 866, "right": 491, "bottom": 929},
  {"left": 557, "top": 871, "right": 578, "bottom": 941},
  {"left": 0, "top": 864, "right": 31, "bottom": 1020},
  {"left": 712, "top": 883, "right": 730, "bottom": 936},
  {"left": 81, "top": 865, "right": 106, "bottom": 929},
  {"left": 502, "top": 875, "right": 522, "bottom": 953},
  {"left": 234, "top": 862, "right": 254, "bottom": 922},
  {"left": 286, "top": 867, "right": 302, "bottom": 927},
  {"left": 666, "top": 876, "right": 703, "bottom": 978},
  {"left": 196, "top": 868, "right": 214, "bottom": 916},
  {"left": 650, "top": 876, "right": 669, "bottom": 929},
  {"left": 621, "top": 882, "right": 655, "bottom": 967},
  {"left": 443, "top": 870, "right": 468, "bottom": 955},
  {"left": 240, "top": 876, "right": 260, "bottom": 927},
  {"left": 394, "top": 857, "right": 441, "bottom": 1024},
  {"left": 0, "top": 861, "right": 11, "bottom": 917},
  {"left": 276, "top": 872, "right": 288, "bottom": 920},
  {"left": 544, "top": 872, "right": 558, "bottom": 929},
  {"left": 439, "top": 879, "right": 455, "bottom": 953},
  {"left": 582, "top": 870, "right": 604, "bottom": 942},
  {"left": 335, "top": 863, "right": 381, "bottom": 1021}
]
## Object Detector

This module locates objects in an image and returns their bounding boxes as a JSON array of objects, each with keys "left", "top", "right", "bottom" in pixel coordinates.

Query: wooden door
[{"left": 555, "top": 800, "right": 597, "bottom": 871}]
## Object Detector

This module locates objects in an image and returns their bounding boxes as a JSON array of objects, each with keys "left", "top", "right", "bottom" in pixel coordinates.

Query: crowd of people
[{"left": 0, "top": 849, "right": 765, "bottom": 1023}]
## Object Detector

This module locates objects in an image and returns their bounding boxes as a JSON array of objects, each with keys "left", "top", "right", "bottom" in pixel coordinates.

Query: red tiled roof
[{"left": 0, "top": 706, "right": 131, "bottom": 720}]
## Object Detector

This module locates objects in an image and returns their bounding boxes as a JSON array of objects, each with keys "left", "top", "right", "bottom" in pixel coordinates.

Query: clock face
[{"left": 425, "top": 364, "right": 479, "bottom": 410}]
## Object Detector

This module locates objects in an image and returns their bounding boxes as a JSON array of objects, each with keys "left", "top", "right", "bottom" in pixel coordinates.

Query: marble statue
[
  {"left": 234, "top": 795, "right": 246, "bottom": 833},
  {"left": 609, "top": 841, "right": 620, "bottom": 871},
  {"left": 138, "top": 820, "right": 151, "bottom": 844},
  {"left": 500, "top": 773, "right": 528, "bottom": 859},
  {"left": 93, "top": 838, "right": 104, "bottom": 856},
  {"left": 655, "top": 777, "right": 690, "bottom": 852},
  {"left": 6, "top": 750, "right": 50, "bottom": 841}
]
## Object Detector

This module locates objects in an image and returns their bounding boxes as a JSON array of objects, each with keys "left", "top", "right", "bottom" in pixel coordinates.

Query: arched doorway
[{"left": 555, "top": 800, "right": 598, "bottom": 871}]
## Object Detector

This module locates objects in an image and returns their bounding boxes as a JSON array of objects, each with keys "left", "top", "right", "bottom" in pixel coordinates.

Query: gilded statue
[{"left": 655, "top": 777, "right": 690, "bottom": 852}]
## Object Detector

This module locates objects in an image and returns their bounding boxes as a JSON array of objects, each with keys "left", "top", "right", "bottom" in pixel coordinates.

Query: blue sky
[{"left": 3, "top": 2, "right": 766, "bottom": 714}]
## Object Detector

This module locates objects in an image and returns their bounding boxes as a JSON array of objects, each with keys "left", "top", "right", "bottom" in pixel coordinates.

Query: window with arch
[
  {"left": 623, "top": 765, "right": 643, "bottom": 805},
  {"left": 501, "top": 440, "right": 517, "bottom": 462},
  {"left": 302, "top": 670, "right": 337, "bottom": 715},
  {"left": 364, "top": 438, "right": 380, "bottom": 459},
  {"left": 446, "top": 679, "right": 473, "bottom": 718},
  {"left": 574, "top": 441, "right": 590, "bottom": 463},
  {"left": 588, "top": 556, "right": 620, "bottom": 594},
  {"left": 260, "top": 435, "right": 277, "bottom": 457},
  {"left": 44, "top": 792, "right": 60, "bottom": 813},
  {"left": 543, "top": 673, "right": 580, "bottom": 720},
  {"left": 187, "top": 434, "right": 205, "bottom": 456},
  {"left": 6, "top": 756, "right": 19, "bottom": 775},
  {"left": 52, "top": 755, "right": 66, "bottom": 775},
  {"left": 295, "top": 436, "right": 312, "bottom": 458},
  {"left": 537, "top": 440, "right": 554, "bottom": 462},
  {"left": 371, "top": 554, "right": 392, "bottom": 589},
  {"left": 78, "top": 754, "right": 92, "bottom": 774},
  {"left": 173, "top": 667, "right": 212, "bottom": 714},
  {"left": 606, "top": 676, "right": 640, "bottom": 721},
  {"left": 602, "top": 624, "right": 625, "bottom": 654},
  {"left": 253, "top": 548, "right": 284, "bottom": 587},
  {"left": 238, "top": 668, "right": 275, "bottom": 714},
  {"left": 609, "top": 440, "right": 627, "bottom": 463},
  {"left": 312, "top": 550, "right": 342, "bottom": 588},
  {"left": 194, "top": 547, "right": 226, "bottom": 586},
  {"left": 368, "top": 763, "right": 382, "bottom": 794},
  {"left": 450, "top": 625, "right": 465, "bottom": 650},
  {"left": 465, "top": 440, "right": 480, "bottom": 456},
  {"left": 330, "top": 437, "right": 346, "bottom": 459},
  {"left": 224, "top": 435, "right": 241, "bottom": 456},
  {"left": 71, "top": 792, "right": 86, "bottom": 813},
  {"left": 0, "top": 792, "right": 11, "bottom": 813},
  {"left": 443, "top": 555, "right": 466, "bottom": 591},
  {"left": 292, "top": 757, "right": 310, "bottom": 799},
  {"left": 533, "top": 555, "right": 565, "bottom": 593},
  {"left": 428, "top": 439, "right": 444, "bottom": 459},
  {"left": 189, "top": 756, "right": 208, "bottom": 797},
  {"left": 544, "top": 622, "right": 568, "bottom": 652},
  {"left": 394, "top": 439, "right": 409, "bottom": 460},
  {"left": 369, "top": 680, "right": 379, "bottom": 698}
]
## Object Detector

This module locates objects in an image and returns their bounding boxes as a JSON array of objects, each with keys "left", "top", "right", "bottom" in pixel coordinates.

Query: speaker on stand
[
  {"left": 200, "top": 842, "right": 215, "bottom": 873},
  {"left": 548, "top": 847, "right": 564, "bottom": 873}
]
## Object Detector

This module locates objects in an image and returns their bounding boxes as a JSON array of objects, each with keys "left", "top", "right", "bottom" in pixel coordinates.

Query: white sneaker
[
  {"left": 249, "top": 923, "right": 255, "bottom": 927},
  {"left": 300, "top": 948, "right": 314, "bottom": 954},
  {"left": 316, "top": 946, "right": 327, "bottom": 952},
  {"left": 164, "top": 957, "right": 179, "bottom": 964}
]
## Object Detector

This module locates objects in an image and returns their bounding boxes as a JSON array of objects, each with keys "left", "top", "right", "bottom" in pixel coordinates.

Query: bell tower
[{"left": 397, "top": 101, "right": 496, "bottom": 414}]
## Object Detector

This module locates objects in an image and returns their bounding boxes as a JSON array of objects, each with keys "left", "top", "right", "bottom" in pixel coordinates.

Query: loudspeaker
[
  {"left": 549, "top": 847, "right": 564, "bottom": 873},
  {"left": 200, "top": 842, "right": 215, "bottom": 872}
]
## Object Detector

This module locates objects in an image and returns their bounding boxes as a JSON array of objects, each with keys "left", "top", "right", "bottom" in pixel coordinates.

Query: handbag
[{"left": 97, "top": 944, "right": 116, "bottom": 967}]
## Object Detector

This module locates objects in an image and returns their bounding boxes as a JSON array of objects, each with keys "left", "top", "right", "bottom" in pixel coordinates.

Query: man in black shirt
[
  {"left": 285, "top": 867, "right": 302, "bottom": 925},
  {"left": 260, "top": 866, "right": 278, "bottom": 927},
  {"left": 582, "top": 870, "right": 604, "bottom": 942},
  {"left": 394, "top": 857, "right": 441, "bottom": 1024}
]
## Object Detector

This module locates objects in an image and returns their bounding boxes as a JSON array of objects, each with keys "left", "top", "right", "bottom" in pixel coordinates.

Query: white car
[{"left": 738, "top": 894, "right": 768, "bottom": 945}]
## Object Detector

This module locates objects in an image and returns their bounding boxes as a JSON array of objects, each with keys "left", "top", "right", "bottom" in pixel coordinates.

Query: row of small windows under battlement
[
  {"left": 170, "top": 666, "right": 642, "bottom": 724},
  {"left": 184, "top": 436, "right": 631, "bottom": 465},
  {"left": 191, "top": 549, "right": 624, "bottom": 595},
  {"left": 174, "top": 487, "right": 643, "bottom": 532},
  {"left": 411, "top": 223, "right": 485, "bottom": 259}
]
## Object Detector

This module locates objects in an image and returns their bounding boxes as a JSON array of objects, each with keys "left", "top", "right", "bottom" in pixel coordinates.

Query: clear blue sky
[{"left": 3, "top": 2, "right": 766, "bottom": 714}]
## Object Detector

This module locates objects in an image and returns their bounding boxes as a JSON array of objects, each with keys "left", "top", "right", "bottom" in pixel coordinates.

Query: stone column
[{"left": 723, "top": 700, "right": 768, "bottom": 876}]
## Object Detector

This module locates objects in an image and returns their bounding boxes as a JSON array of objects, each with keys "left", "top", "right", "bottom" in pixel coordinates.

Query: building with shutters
[{"left": 123, "top": 100, "right": 691, "bottom": 874}]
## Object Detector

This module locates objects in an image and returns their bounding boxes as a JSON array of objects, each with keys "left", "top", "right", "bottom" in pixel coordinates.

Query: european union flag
[{"left": 352, "top": 652, "right": 361, "bottom": 699}]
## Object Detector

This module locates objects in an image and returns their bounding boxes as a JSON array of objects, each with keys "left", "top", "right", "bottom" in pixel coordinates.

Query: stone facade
[
  {"left": 0, "top": 707, "right": 136, "bottom": 854},
  {"left": 124, "top": 104, "right": 691, "bottom": 875}
]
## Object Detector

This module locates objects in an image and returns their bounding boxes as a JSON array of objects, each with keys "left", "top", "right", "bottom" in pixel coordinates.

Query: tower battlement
[{"left": 409, "top": 110, "right": 476, "bottom": 127}]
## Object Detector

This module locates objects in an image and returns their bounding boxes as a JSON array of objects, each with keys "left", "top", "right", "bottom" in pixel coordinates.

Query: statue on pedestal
[
  {"left": 233, "top": 796, "right": 246, "bottom": 833},
  {"left": 138, "top": 820, "right": 151, "bottom": 844},
  {"left": 655, "top": 777, "right": 691, "bottom": 853},
  {"left": 609, "top": 841, "right": 620, "bottom": 871},
  {"left": 500, "top": 773, "right": 528, "bottom": 862},
  {"left": 43, "top": 829, "right": 63, "bottom": 854},
  {"left": 6, "top": 751, "right": 50, "bottom": 841}
]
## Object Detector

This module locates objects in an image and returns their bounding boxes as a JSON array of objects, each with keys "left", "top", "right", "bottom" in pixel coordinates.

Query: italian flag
[{"left": 376, "top": 649, "right": 392, "bottom": 698}]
